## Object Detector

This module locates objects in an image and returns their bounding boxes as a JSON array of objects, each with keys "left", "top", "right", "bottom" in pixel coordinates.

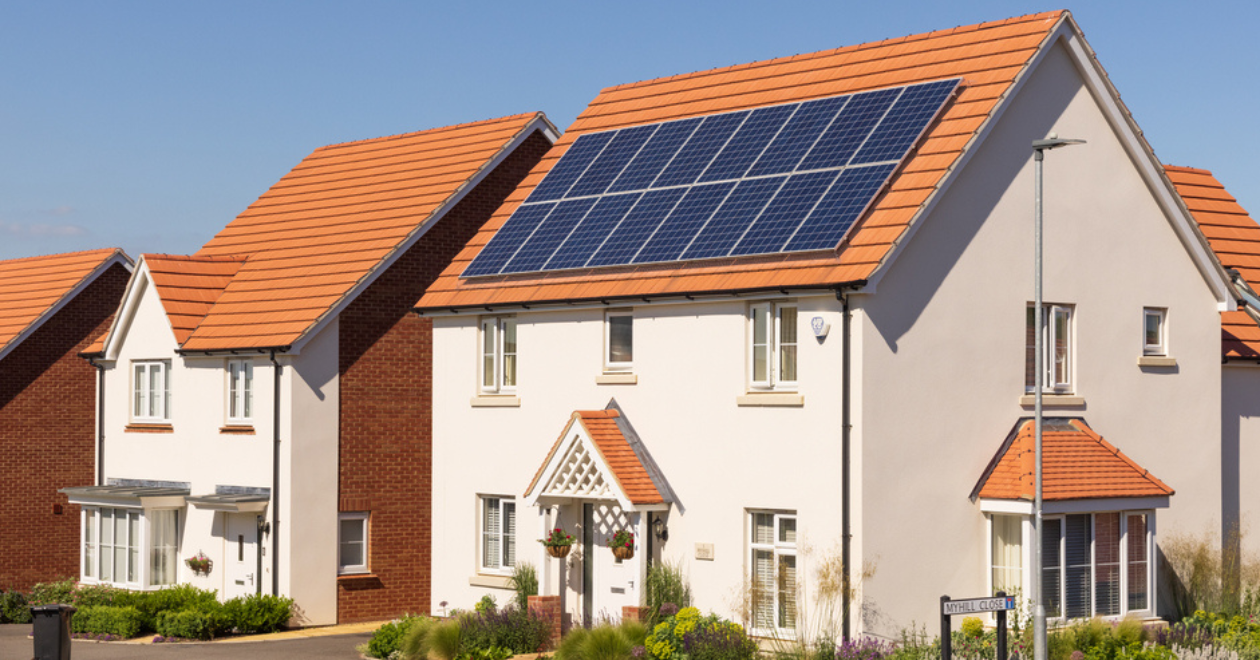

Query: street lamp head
[{"left": 1032, "top": 135, "right": 1087, "bottom": 151}]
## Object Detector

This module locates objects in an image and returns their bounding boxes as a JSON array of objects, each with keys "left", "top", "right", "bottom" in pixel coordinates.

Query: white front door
[
  {"left": 588, "top": 504, "right": 640, "bottom": 619},
  {"left": 224, "top": 514, "right": 259, "bottom": 599}
]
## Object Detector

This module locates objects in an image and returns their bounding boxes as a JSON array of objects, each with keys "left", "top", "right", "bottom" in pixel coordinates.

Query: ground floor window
[
  {"left": 83, "top": 507, "right": 181, "bottom": 587},
  {"left": 1042, "top": 512, "right": 1152, "bottom": 618},
  {"left": 750, "top": 510, "right": 797, "bottom": 634},
  {"left": 338, "top": 512, "right": 369, "bottom": 575},
  {"left": 481, "top": 496, "right": 516, "bottom": 573},
  {"left": 991, "top": 514, "right": 1024, "bottom": 594}
]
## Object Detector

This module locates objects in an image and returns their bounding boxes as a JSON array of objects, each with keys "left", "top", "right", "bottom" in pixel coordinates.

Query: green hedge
[
  {"left": 71, "top": 605, "right": 145, "bottom": 639},
  {"left": 0, "top": 591, "right": 32, "bottom": 624},
  {"left": 155, "top": 607, "right": 231, "bottom": 641},
  {"left": 222, "top": 593, "right": 294, "bottom": 634}
]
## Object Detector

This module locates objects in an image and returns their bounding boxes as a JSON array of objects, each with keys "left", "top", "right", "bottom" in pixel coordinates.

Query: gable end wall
[
  {"left": 336, "top": 130, "right": 551, "bottom": 622},
  {"left": 0, "top": 263, "right": 130, "bottom": 589}
]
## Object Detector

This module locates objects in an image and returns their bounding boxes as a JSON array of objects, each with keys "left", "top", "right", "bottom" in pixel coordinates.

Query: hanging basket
[
  {"left": 546, "top": 545, "right": 572, "bottom": 559},
  {"left": 612, "top": 545, "right": 634, "bottom": 561},
  {"left": 184, "top": 552, "right": 213, "bottom": 576}
]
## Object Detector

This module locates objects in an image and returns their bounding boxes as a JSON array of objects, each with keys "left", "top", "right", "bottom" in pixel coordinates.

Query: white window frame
[
  {"left": 1026, "top": 304, "right": 1074, "bottom": 393},
  {"left": 604, "top": 310, "right": 634, "bottom": 372},
  {"left": 80, "top": 506, "right": 179, "bottom": 589},
  {"left": 1039, "top": 510, "right": 1156, "bottom": 621},
  {"left": 748, "top": 303, "right": 798, "bottom": 391},
  {"left": 338, "top": 512, "right": 369, "bottom": 575},
  {"left": 227, "top": 359, "right": 253, "bottom": 424},
  {"left": 479, "top": 496, "right": 516, "bottom": 574},
  {"left": 987, "top": 513, "right": 1030, "bottom": 598},
  {"left": 1143, "top": 308, "right": 1167, "bottom": 356},
  {"left": 480, "top": 317, "right": 517, "bottom": 394},
  {"left": 132, "top": 360, "right": 171, "bottom": 422},
  {"left": 748, "top": 510, "right": 798, "bottom": 637}
]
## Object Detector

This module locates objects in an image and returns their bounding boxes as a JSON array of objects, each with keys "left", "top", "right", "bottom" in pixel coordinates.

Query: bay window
[
  {"left": 81, "top": 507, "right": 178, "bottom": 588},
  {"left": 1041, "top": 511, "right": 1153, "bottom": 618},
  {"left": 749, "top": 303, "right": 798, "bottom": 390}
]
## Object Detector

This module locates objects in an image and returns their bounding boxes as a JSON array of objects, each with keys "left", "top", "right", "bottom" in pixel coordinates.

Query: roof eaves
[
  {"left": 276, "top": 113, "right": 556, "bottom": 354},
  {"left": 1, "top": 249, "right": 133, "bottom": 363}
]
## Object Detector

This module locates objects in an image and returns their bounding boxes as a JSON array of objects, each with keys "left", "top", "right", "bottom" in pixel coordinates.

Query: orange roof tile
[
  {"left": 1165, "top": 165, "right": 1260, "bottom": 359},
  {"left": 166, "top": 113, "right": 548, "bottom": 351},
  {"left": 526, "top": 409, "right": 666, "bottom": 506},
  {"left": 974, "top": 418, "right": 1174, "bottom": 502},
  {"left": 418, "top": 11, "right": 1067, "bottom": 310},
  {"left": 0, "top": 249, "right": 130, "bottom": 359}
]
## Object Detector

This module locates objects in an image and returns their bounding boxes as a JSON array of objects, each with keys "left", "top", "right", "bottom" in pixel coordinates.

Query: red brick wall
[
  {"left": 0, "top": 263, "right": 129, "bottom": 590},
  {"left": 336, "top": 130, "right": 551, "bottom": 622},
  {"left": 529, "top": 595, "right": 563, "bottom": 649}
]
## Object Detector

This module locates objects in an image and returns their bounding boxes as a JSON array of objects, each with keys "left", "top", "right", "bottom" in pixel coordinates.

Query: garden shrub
[
  {"left": 475, "top": 595, "right": 497, "bottom": 615},
  {"left": 0, "top": 591, "right": 31, "bottom": 624},
  {"left": 222, "top": 593, "right": 293, "bottom": 634},
  {"left": 428, "top": 619, "right": 464, "bottom": 660},
  {"left": 459, "top": 605, "right": 553, "bottom": 654},
  {"left": 155, "top": 606, "right": 230, "bottom": 641},
  {"left": 71, "top": 605, "right": 145, "bottom": 639},
  {"left": 508, "top": 562, "right": 538, "bottom": 611},
  {"left": 71, "top": 583, "right": 128, "bottom": 609},
  {"left": 835, "top": 636, "right": 897, "bottom": 660},
  {"left": 644, "top": 560, "right": 692, "bottom": 629},
  {"left": 367, "top": 615, "right": 425, "bottom": 659},
  {"left": 645, "top": 607, "right": 755, "bottom": 660},
  {"left": 400, "top": 616, "right": 439, "bottom": 660},
  {"left": 27, "top": 578, "right": 76, "bottom": 606}
]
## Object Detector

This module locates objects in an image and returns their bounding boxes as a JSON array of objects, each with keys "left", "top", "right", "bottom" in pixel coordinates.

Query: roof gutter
[
  {"left": 175, "top": 345, "right": 292, "bottom": 357},
  {"left": 414, "top": 281, "right": 868, "bottom": 316}
]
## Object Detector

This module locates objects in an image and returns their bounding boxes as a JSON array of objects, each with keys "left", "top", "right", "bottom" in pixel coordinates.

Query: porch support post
[
  {"left": 539, "top": 505, "right": 552, "bottom": 596},
  {"left": 635, "top": 510, "right": 648, "bottom": 608}
]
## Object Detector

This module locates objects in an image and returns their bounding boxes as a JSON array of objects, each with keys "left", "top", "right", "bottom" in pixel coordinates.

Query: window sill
[
  {"left": 736, "top": 392, "right": 804, "bottom": 407},
  {"left": 1137, "top": 355, "right": 1177, "bottom": 367},
  {"left": 125, "top": 423, "right": 174, "bottom": 433},
  {"left": 1018, "top": 394, "right": 1084, "bottom": 407},
  {"left": 470, "top": 396, "right": 521, "bottom": 408},
  {"left": 219, "top": 425, "right": 255, "bottom": 435},
  {"left": 595, "top": 373, "right": 638, "bottom": 385},
  {"left": 468, "top": 574, "right": 513, "bottom": 589},
  {"left": 336, "top": 572, "right": 377, "bottom": 582}
]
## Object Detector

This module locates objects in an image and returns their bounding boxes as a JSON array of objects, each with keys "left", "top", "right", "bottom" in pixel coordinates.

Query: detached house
[
  {"left": 417, "top": 12, "right": 1235, "bottom": 636},
  {"left": 1167, "top": 165, "right": 1260, "bottom": 580},
  {"left": 68, "top": 113, "right": 555, "bottom": 624},
  {"left": 0, "top": 249, "right": 131, "bottom": 589}
]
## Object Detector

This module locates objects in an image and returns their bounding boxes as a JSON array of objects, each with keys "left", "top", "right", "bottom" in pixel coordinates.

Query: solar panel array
[{"left": 464, "top": 78, "right": 960, "bottom": 278}]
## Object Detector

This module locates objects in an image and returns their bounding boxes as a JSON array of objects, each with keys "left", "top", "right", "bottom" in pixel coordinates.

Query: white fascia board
[
  {"left": 1044, "top": 496, "right": 1169, "bottom": 514},
  {"left": 1055, "top": 18, "right": 1233, "bottom": 308},
  {"left": 0, "top": 250, "right": 133, "bottom": 362},
  {"left": 978, "top": 499, "right": 1035, "bottom": 515},
  {"left": 103, "top": 258, "right": 159, "bottom": 361},
  {"left": 287, "top": 115, "right": 558, "bottom": 354},
  {"left": 419, "top": 289, "right": 837, "bottom": 318}
]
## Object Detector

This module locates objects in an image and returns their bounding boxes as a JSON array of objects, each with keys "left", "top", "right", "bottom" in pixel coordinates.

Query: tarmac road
[{"left": 0, "top": 623, "right": 373, "bottom": 659}]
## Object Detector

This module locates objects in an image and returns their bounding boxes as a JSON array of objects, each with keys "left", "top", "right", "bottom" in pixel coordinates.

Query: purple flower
[{"left": 632, "top": 646, "right": 647, "bottom": 657}]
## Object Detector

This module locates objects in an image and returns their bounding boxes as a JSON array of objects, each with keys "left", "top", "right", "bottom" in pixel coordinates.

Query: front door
[
  {"left": 224, "top": 514, "right": 259, "bottom": 599},
  {"left": 576, "top": 503, "right": 639, "bottom": 623}
]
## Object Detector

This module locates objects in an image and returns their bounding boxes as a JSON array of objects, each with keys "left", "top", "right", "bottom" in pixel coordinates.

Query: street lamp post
[{"left": 1031, "top": 134, "right": 1084, "bottom": 660}]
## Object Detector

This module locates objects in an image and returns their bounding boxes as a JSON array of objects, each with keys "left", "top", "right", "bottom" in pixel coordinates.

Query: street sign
[{"left": 942, "top": 596, "right": 1016, "bottom": 616}]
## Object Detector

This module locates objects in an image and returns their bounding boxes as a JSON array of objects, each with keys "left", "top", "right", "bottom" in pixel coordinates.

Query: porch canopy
[
  {"left": 972, "top": 417, "right": 1174, "bottom": 512},
  {"left": 186, "top": 493, "right": 269, "bottom": 513},
  {"left": 61, "top": 483, "right": 189, "bottom": 508},
  {"left": 524, "top": 404, "right": 672, "bottom": 512}
]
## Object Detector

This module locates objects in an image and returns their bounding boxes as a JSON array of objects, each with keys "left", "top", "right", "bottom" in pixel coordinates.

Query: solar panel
[{"left": 465, "top": 78, "right": 959, "bottom": 278}]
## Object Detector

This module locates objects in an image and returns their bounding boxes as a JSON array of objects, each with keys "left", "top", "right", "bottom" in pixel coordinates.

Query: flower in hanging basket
[
  {"left": 609, "top": 529, "right": 634, "bottom": 549},
  {"left": 539, "top": 527, "right": 575, "bottom": 548},
  {"left": 184, "top": 551, "right": 212, "bottom": 575}
]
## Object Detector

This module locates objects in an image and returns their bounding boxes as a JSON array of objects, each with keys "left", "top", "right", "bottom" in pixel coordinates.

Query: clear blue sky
[{"left": 2, "top": 1, "right": 1256, "bottom": 261}]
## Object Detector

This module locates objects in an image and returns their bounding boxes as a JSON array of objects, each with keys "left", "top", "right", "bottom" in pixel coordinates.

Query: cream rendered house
[
  {"left": 65, "top": 114, "right": 554, "bottom": 625},
  {"left": 417, "top": 11, "right": 1237, "bottom": 637}
]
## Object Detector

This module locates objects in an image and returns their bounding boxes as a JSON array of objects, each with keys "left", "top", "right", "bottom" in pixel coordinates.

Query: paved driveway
[{"left": 0, "top": 623, "right": 372, "bottom": 659}]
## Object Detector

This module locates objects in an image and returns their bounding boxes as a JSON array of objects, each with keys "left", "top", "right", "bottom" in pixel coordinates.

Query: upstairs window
[
  {"left": 227, "top": 360, "right": 253, "bottom": 424},
  {"left": 1143, "top": 308, "right": 1166, "bottom": 356},
  {"left": 480, "top": 317, "right": 517, "bottom": 394},
  {"left": 132, "top": 361, "right": 171, "bottom": 422},
  {"left": 749, "top": 303, "right": 798, "bottom": 391},
  {"left": 605, "top": 311, "right": 633, "bottom": 372},
  {"left": 1025, "top": 304, "right": 1073, "bottom": 393}
]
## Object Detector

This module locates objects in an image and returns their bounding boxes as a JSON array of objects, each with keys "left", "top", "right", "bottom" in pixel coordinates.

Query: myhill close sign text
[{"left": 941, "top": 596, "right": 1016, "bottom": 616}]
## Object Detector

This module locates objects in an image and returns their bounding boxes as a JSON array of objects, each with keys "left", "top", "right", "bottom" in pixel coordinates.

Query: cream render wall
[
  {"left": 855, "top": 41, "right": 1223, "bottom": 634},
  {"left": 1221, "top": 365, "right": 1260, "bottom": 567},
  {"left": 432, "top": 294, "right": 848, "bottom": 626},
  {"left": 97, "top": 271, "right": 342, "bottom": 625}
]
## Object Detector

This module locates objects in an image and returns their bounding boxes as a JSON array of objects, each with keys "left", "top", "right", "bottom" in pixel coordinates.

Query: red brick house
[{"left": 0, "top": 249, "right": 131, "bottom": 590}]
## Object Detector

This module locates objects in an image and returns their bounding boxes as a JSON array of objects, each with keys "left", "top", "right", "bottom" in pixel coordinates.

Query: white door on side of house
[{"left": 224, "top": 513, "right": 259, "bottom": 599}]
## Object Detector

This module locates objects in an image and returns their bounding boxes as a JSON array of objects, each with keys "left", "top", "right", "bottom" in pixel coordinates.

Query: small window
[
  {"left": 132, "top": 361, "right": 171, "bottom": 422},
  {"left": 749, "top": 510, "right": 797, "bottom": 634},
  {"left": 990, "top": 514, "right": 1023, "bottom": 594},
  {"left": 1143, "top": 308, "right": 1166, "bottom": 356},
  {"left": 749, "top": 303, "right": 798, "bottom": 391},
  {"left": 338, "top": 512, "right": 369, "bottom": 575},
  {"left": 481, "top": 496, "right": 516, "bottom": 573},
  {"left": 227, "top": 359, "right": 253, "bottom": 423},
  {"left": 605, "top": 311, "right": 633, "bottom": 372},
  {"left": 480, "top": 317, "right": 517, "bottom": 394},
  {"left": 1025, "top": 304, "right": 1073, "bottom": 393}
]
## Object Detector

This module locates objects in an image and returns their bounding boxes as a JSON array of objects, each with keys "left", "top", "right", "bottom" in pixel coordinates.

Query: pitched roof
[
  {"left": 0, "top": 248, "right": 130, "bottom": 360},
  {"left": 1165, "top": 165, "right": 1260, "bottom": 359},
  {"left": 417, "top": 11, "right": 1067, "bottom": 310},
  {"left": 154, "top": 113, "right": 548, "bottom": 351},
  {"left": 525, "top": 409, "right": 666, "bottom": 507},
  {"left": 974, "top": 418, "right": 1174, "bottom": 502}
]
